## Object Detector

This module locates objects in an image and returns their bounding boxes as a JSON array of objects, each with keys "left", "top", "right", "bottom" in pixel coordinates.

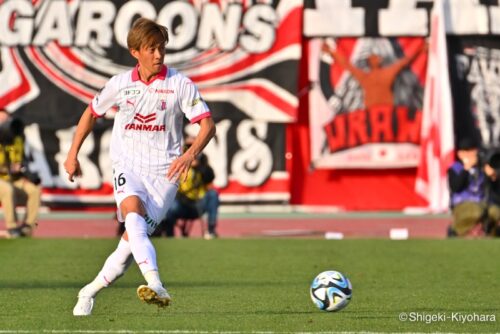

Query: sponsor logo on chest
[
  {"left": 125, "top": 112, "right": 165, "bottom": 132},
  {"left": 122, "top": 88, "right": 142, "bottom": 97}
]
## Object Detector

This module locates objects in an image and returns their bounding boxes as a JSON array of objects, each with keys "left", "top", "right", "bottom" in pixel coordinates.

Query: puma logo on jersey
[{"left": 137, "top": 258, "right": 149, "bottom": 266}]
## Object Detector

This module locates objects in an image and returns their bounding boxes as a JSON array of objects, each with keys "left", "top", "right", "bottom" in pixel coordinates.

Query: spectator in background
[
  {"left": 196, "top": 153, "right": 219, "bottom": 239},
  {"left": 156, "top": 136, "right": 220, "bottom": 239},
  {"left": 0, "top": 110, "right": 42, "bottom": 238},
  {"left": 481, "top": 152, "right": 500, "bottom": 236},
  {"left": 447, "top": 137, "right": 499, "bottom": 237}
]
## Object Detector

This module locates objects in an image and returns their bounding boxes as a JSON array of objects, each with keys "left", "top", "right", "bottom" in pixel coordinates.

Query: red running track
[{"left": 0, "top": 212, "right": 452, "bottom": 239}]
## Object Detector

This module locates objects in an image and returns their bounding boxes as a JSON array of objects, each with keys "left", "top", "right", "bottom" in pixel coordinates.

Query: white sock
[
  {"left": 124, "top": 212, "right": 158, "bottom": 275},
  {"left": 144, "top": 270, "right": 162, "bottom": 287},
  {"left": 79, "top": 280, "right": 104, "bottom": 298},
  {"left": 80, "top": 238, "right": 133, "bottom": 297},
  {"left": 97, "top": 238, "right": 133, "bottom": 286}
]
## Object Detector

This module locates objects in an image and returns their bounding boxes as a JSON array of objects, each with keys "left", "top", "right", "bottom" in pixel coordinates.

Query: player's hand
[
  {"left": 167, "top": 153, "right": 195, "bottom": 182},
  {"left": 64, "top": 157, "right": 82, "bottom": 182}
]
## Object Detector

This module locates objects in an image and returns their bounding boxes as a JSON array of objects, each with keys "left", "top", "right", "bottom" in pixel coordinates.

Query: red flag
[{"left": 415, "top": 0, "right": 455, "bottom": 212}]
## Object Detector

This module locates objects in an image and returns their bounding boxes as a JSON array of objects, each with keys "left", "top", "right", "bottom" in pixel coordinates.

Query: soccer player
[{"left": 64, "top": 18, "right": 216, "bottom": 316}]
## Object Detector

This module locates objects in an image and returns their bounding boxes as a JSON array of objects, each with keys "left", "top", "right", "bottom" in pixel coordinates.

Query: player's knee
[
  {"left": 124, "top": 212, "right": 148, "bottom": 240},
  {"left": 120, "top": 196, "right": 145, "bottom": 218}
]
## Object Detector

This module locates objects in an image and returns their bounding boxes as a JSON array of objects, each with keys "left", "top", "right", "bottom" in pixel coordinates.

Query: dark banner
[
  {"left": 0, "top": 0, "right": 302, "bottom": 204},
  {"left": 448, "top": 36, "right": 500, "bottom": 149}
]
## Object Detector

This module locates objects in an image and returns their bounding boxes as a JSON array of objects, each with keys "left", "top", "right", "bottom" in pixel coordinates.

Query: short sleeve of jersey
[
  {"left": 90, "top": 76, "right": 119, "bottom": 118},
  {"left": 178, "top": 75, "right": 211, "bottom": 123}
]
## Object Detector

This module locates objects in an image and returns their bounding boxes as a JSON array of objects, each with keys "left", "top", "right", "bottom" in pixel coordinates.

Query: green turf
[{"left": 0, "top": 238, "right": 498, "bottom": 333}]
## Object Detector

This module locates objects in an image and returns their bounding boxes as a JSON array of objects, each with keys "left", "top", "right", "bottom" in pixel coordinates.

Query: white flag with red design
[{"left": 415, "top": 0, "right": 455, "bottom": 212}]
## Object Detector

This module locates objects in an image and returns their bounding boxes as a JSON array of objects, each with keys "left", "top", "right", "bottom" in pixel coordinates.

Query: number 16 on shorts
[{"left": 114, "top": 172, "right": 126, "bottom": 190}]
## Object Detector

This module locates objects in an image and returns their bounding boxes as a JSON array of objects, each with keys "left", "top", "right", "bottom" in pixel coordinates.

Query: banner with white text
[
  {"left": 0, "top": 0, "right": 302, "bottom": 204},
  {"left": 448, "top": 36, "right": 500, "bottom": 149}
]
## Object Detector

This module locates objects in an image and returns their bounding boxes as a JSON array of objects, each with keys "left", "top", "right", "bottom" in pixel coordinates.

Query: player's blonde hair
[{"left": 127, "top": 18, "right": 169, "bottom": 51}]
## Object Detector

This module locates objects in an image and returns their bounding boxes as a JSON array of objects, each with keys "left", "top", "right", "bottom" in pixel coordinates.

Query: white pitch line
[{"left": 0, "top": 331, "right": 463, "bottom": 334}]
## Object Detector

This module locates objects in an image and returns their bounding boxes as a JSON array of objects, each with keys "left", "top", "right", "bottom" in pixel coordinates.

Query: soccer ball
[{"left": 310, "top": 270, "right": 352, "bottom": 312}]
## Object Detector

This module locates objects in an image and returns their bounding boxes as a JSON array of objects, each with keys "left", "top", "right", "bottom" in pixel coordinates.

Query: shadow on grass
[
  {"left": 0, "top": 279, "right": 297, "bottom": 290},
  {"left": 0, "top": 281, "right": 84, "bottom": 289}
]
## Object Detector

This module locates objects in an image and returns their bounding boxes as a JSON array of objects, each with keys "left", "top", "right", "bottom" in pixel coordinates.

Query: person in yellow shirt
[
  {"left": 159, "top": 154, "right": 205, "bottom": 237},
  {"left": 0, "top": 110, "right": 41, "bottom": 238},
  {"left": 195, "top": 153, "right": 220, "bottom": 239}
]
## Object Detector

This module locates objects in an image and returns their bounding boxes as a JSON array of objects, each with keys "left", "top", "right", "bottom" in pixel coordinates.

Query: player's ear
[{"left": 129, "top": 48, "right": 140, "bottom": 60}]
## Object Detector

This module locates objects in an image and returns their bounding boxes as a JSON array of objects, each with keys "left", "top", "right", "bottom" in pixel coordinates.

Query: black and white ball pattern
[{"left": 310, "top": 270, "right": 352, "bottom": 312}]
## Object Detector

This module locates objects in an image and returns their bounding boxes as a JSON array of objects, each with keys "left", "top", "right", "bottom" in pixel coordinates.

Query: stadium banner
[
  {"left": 304, "top": 0, "right": 427, "bottom": 168},
  {"left": 448, "top": 36, "right": 500, "bottom": 149},
  {"left": 0, "top": 0, "right": 302, "bottom": 204},
  {"left": 304, "top": 0, "right": 500, "bottom": 170}
]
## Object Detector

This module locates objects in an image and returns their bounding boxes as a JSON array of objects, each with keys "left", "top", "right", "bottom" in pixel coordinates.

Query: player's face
[{"left": 131, "top": 42, "right": 165, "bottom": 80}]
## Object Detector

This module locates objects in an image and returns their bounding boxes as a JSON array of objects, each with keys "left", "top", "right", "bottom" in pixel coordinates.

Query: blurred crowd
[
  {"left": 447, "top": 137, "right": 500, "bottom": 238},
  {"left": 153, "top": 137, "right": 219, "bottom": 240}
]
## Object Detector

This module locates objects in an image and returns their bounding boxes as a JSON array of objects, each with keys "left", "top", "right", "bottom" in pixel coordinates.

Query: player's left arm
[
  {"left": 167, "top": 117, "right": 216, "bottom": 182},
  {"left": 185, "top": 117, "right": 216, "bottom": 159}
]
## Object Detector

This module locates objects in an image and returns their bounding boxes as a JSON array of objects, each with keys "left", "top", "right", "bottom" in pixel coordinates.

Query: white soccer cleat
[
  {"left": 73, "top": 293, "right": 94, "bottom": 316},
  {"left": 137, "top": 284, "right": 171, "bottom": 307}
]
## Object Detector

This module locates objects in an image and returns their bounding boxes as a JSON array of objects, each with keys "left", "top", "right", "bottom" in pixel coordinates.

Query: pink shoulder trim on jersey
[
  {"left": 190, "top": 112, "right": 211, "bottom": 124},
  {"left": 131, "top": 64, "right": 168, "bottom": 84},
  {"left": 89, "top": 103, "right": 103, "bottom": 118}
]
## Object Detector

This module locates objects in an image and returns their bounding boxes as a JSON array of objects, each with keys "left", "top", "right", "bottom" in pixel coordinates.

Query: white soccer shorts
[{"left": 113, "top": 167, "right": 178, "bottom": 235}]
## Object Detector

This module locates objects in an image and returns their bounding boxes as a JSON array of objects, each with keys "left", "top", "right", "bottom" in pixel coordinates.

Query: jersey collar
[{"left": 131, "top": 65, "right": 167, "bottom": 84}]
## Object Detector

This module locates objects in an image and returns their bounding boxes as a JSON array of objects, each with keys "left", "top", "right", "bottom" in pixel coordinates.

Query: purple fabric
[{"left": 449, "top": 162, "right": 485, "bottom": 206}]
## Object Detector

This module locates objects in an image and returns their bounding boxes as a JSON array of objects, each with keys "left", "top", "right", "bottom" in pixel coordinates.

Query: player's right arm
[
  {"left": 64, "top": 107, "right": 96, "bottom": 182},
  {"left": 64, "top": 76, "right": 118, "bottom": 182}
]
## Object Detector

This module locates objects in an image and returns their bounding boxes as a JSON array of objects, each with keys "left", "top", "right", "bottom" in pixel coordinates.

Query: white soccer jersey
[{"left": 90, "top": 65, "right": 211, "bottom": 178}]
